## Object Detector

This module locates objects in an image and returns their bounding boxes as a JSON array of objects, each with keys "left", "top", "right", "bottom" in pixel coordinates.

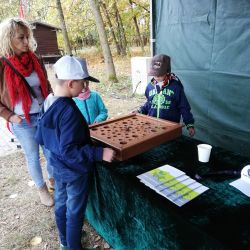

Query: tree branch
[{"left": 131, "top": 0, "right": 150, "bottom": 13}]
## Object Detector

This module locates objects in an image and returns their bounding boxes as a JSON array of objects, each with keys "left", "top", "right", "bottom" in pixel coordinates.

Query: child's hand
[
  {"left": 103, "top": 148, "right": 116, "bottom": 162},
  {"left": 188, "top": 127, "right": 195, "bottom": 137}
]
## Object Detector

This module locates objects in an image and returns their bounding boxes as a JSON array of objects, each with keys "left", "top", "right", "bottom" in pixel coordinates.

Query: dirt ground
[{"left": 0, "top": 48, "right": 147, "bottom": 250}]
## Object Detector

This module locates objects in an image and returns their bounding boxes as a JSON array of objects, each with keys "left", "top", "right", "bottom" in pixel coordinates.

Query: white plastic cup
[{"left": 197, "top": 144, "right": 212, "bottom": 163}]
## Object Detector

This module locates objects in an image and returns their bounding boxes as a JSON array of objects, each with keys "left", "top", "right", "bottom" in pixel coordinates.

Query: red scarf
[{"left": 5, "top": 51, "right": 49, "bottom": 122}]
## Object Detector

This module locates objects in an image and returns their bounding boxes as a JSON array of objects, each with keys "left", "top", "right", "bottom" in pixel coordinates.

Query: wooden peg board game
[{"left": 89, "top": 113, "right": 183, "bottom": 161}]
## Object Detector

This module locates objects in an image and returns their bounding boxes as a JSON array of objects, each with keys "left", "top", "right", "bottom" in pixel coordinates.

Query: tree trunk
[
  {"left": 113, "top": 2, "right": 127, "bottom": 56},
  {"left": 56, "top": 0, "right": 72, "bottom": 55},
  {"left": 114, "top": 8, "right": 125, "bottom": 56},
  {"left": 100, "top": 1, "right": 121, "bottom": 56},
  {"left": 129, "top": 0, "right": 144, "bottom": 52},
  {"left": 89, "top": 0, "right": 118, "bottom": 83},
  {"left": 117, "top": 5, "right": 128, "bottom": 50}
]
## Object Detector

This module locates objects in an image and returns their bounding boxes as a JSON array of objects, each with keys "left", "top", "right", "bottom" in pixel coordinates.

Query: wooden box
[{"left": 89, "top": 113, "right": 183, "bottom": 161}]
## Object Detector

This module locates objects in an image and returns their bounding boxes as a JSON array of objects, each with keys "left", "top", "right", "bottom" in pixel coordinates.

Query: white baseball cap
[
  {"left": 230, "top": 165, "right": 250, "bottom": 197},
  {"left": 54, "top": 55, "right": 99, "bottom": 82}
]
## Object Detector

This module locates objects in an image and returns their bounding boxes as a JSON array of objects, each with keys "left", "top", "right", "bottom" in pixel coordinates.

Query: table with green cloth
[{"left": 86, "top": 136, "right": 250, "bottom": 250}]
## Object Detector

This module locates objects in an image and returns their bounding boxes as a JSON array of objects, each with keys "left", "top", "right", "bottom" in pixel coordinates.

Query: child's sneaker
[{"left": 60, "top": 244, "right": 67, "bottom": 250}]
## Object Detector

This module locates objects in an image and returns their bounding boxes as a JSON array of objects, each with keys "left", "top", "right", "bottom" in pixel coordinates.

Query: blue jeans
[
  {"left": 55, "top": 174, "right": 90, "bottom": 250},
  {"left": 10, "top": 114, "right": 53, "bottom": 188}
]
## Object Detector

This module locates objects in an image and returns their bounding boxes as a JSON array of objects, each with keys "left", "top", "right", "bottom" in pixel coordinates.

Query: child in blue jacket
[
  {"left": 73, "top": 80, "right": 108, "bottom": 125},
  {"left": 138, "top": 54, "right": 195, "bottom": 137},
  {"left": 35, "top": 55, "right": 115, "bottom": 250}
]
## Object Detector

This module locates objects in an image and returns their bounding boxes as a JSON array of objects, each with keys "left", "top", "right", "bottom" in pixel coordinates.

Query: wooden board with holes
[{"left": 89, "top": 113, "right": 183, "bottom": 161}]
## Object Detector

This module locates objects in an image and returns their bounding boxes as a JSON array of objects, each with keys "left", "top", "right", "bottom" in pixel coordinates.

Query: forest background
[{"left": 0, "top": 0, "right": 150, "bottom": 82}]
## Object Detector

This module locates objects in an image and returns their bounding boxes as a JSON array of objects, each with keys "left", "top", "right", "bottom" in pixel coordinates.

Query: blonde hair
[{"left": 0, "top": 17, "right": 37, "bottom": 57}]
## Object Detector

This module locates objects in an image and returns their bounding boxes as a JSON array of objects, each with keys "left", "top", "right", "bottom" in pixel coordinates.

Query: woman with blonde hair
[{"left": 0, "top": 17, "right": 54, "bottom": 206}]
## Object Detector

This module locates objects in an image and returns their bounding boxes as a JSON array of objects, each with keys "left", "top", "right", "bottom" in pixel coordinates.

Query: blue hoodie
[
  {"left": 35, "top": 94, "right": 103, "bottom": 182},
  {"left": 73, "top": 91, "right": 108, "bottom": 125},
  {"left": 138, "top": 74, "right": 194, "bottom": 128}
]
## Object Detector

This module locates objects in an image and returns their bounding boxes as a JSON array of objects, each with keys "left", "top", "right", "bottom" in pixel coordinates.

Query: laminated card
[{"left": 137, "top": 165, "right": 209, "bottom": 207}]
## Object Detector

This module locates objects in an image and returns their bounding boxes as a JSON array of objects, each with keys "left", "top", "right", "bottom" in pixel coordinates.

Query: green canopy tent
[{"left": 150, "top": 0, "right": 250, "bottom": 157}]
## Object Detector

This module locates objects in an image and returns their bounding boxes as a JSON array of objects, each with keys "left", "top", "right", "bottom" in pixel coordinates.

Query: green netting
[{"left": 152, "top": 0, "right": 250, "bottom": 156}]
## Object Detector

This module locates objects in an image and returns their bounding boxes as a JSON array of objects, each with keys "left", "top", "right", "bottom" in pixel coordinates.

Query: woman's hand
[{"left": 9, "top": 114, "right": 23, "bottom": 124}]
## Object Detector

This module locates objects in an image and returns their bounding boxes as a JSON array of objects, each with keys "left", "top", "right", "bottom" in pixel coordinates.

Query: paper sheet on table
[
  {"left": 230, "top": 165, "right": 250, "bottom": 197},
  {"left": 137, "top": 164, "right": 209, "bottom": 206}
]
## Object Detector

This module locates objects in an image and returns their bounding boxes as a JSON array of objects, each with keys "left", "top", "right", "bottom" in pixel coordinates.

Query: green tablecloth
[{"left": 86, "top": 136, "right": 250, "bottom": 250}]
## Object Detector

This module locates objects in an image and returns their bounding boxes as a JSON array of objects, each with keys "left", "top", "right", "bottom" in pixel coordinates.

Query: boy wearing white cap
[{"left": 35, "top": 55, "right": 115, "bottom": 250}]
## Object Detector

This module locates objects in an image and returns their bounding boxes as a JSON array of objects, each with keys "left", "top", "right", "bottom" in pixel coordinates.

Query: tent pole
[{"left": 150, "top": 0, "right": 155, "bottom": 57}]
